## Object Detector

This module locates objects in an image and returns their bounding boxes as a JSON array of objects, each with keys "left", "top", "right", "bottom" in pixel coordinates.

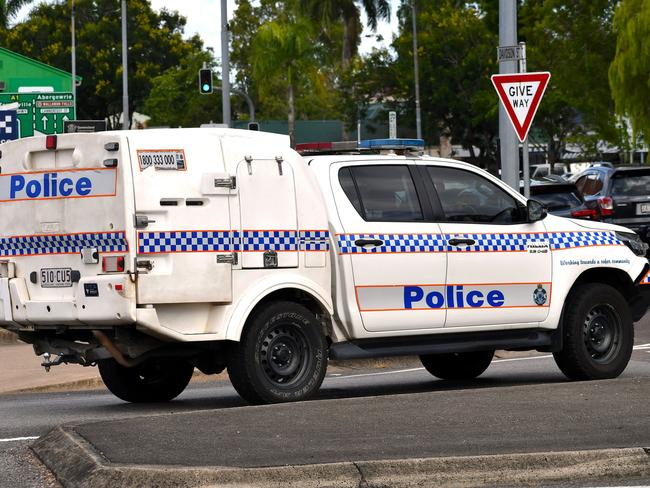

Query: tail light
[
  {"left": 597, "top": 196, "right": 614, "bottom": 216},
  {"left": 45, "top": 135, "right": 57, "bottom": 150},
  {"left": 571, "top": 208, "right": 598, "bottom": 219},
  {"left": 102, "top": 256, "right": 125, "bottom": 273}
]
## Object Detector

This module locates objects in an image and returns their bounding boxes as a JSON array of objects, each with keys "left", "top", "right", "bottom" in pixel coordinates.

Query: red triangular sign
[{"left": 491, "top": 72, "right": 551, "bottom": 142}]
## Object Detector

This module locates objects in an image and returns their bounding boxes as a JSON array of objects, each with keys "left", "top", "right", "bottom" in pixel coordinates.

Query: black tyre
[
  {"left": 553, "top": 283, "right": 633, "bottom": 380},
  {"left": 227, "top": 301, "right": 327, "bottom": 404},
  {"left": 98, "top": 357, "right": 194, "bottom": 403},
  {"left": 419, "top": 350, "right": 494, "bottom": 380}
]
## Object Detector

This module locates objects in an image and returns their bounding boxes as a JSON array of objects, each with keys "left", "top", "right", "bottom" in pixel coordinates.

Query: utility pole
[
  {"left": 121, "top": 0, "right": 129, "bottom": 130},
  {"left": 411, "top": 0, "right": 422, "bottom": 140},
  {"left": 71, "top": 0, "right": 76, "bottom": 116},
  {"left": 498, "top": 0, "right": 518, "bottom": 190},
  {"left": 221, "top": 0, "right": 231, "bottom": 127}
]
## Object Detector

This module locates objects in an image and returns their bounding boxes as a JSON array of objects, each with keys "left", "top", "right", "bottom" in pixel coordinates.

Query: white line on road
[
  {"left": 0, "top": 436, "right": 39, "bottom": 443},
  {"left": 327, "top": 343, "right": 650, "bottom": 380}
]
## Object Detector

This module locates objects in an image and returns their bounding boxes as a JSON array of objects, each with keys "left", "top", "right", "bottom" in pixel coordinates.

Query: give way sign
[{"left": 491, "top": 71, "right": 551, "bottom": 142}]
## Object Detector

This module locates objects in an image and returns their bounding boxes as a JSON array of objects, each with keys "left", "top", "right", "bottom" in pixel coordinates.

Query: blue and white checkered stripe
[
  {"left": 300, "top": 230, "right": 330, "bottom": 251},
  {"left": 241, "top": 231, "right": 298, "bottom": 251},
  {"left": 138, "top": 231, "right": 230, "bottom": 254},
  {"left": 0, "top": 232, "right": 128, "bottom": 257},
  {"left": 449, "top": 233, "right": 541, "bottom": 252},
  {"left": 338, "top": 234, "right": 447, "bottom": 254},
  {"left": 337, "top": 231, "right": 622, "bottom": 254},
  {"left": 548, "top": 231, "right": 620, "bottom": 250}
]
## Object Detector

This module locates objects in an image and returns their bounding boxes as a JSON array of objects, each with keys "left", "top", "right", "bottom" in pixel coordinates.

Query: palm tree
[
  {"left": 299, "top": 0, "right": 390, "bottom": 68},
  {"left": 252, "top": 17, "right": 320, "bottom": 147},
  {"left": 0, "top": 0, "right": 34, "bottom": 29}
]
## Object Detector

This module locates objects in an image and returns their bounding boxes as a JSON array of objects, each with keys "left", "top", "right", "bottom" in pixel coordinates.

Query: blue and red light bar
[{"left": 295, "top": 138, "right": 424, "bottom": 155}]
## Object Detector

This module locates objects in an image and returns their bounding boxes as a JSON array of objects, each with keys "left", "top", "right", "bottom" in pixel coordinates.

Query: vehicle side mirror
[{"left": 527, "top": 199, "right": 548, "bottom": 222}]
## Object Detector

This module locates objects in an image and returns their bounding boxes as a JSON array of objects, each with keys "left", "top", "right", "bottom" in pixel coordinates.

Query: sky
[{"left": 16, "top": 0, "right": 400, "bottom": 57}]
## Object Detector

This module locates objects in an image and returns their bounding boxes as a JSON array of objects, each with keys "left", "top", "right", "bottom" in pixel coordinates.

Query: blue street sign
[{"left": 0, "top": 110, "right": 19, "bottom": 144}]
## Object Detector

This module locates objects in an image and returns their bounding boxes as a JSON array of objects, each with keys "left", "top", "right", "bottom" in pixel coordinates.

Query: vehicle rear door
[
  {"left": 129, "top": 133, "right": 233, "bottom": 304},
  {"left": 332, "top": 161, "right": 447, "bottom": 333}
]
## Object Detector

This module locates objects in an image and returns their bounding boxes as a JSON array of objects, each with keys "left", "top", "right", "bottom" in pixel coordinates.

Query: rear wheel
[
  {"left": 227, "top": 301, "right": 327, "bottom": 404},
  {"left": 98, "top": 357, "right": 194, "bottom": 403},
  {"left": 553, "top": 283, "right": 633, "bottom": 380},
  {"left": 419, "top": 350, "right": 494, "bottom": 380}
]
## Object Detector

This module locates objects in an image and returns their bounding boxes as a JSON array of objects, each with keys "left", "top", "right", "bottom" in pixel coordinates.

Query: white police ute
[{"left": 0, "top": 130, "right": 648, "bottom": 404}]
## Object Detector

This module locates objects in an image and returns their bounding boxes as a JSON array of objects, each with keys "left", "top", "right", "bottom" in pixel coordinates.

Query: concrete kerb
[{"left": 32, "top": 424, "right": 650, "bottom": 488}]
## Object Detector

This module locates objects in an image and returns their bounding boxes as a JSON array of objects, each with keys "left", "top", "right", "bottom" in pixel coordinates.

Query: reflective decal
[{"left": 356, "top": 283, "right": 552, "bottom": 312}]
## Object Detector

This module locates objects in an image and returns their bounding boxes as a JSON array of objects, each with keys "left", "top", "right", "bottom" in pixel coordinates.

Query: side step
[{"left": 329, "top": 329, "right": 558, "bottom": 360}]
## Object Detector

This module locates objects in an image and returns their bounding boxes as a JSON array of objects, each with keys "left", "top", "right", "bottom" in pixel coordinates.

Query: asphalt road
[{"left": 2, "top": 324, "right": 650, "bottom": 487}]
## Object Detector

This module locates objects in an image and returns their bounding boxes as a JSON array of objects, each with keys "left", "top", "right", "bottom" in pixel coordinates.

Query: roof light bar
[
  {"left": 296, "top": 138, "right": 425, "bottom": 155},
  {"left": 358, "top": 138, "right": 425, "bottom": 149}
]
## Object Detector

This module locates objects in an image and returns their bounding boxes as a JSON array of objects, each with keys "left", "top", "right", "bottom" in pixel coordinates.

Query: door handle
[
  {"left": 134, "top": 214, "right": 156, "bottom": 229},
  {"left": 448, "top": 238, "right": 476, "bottom": 246},
  {"left": 354, "top": 239, "right": 384, "bottom": 247}
]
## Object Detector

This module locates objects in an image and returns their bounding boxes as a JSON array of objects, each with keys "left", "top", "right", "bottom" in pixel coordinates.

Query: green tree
[
  {"left": 609, "top": 0, "right": 650, "bottom": 143},
  {"left": 520, "top": 0, "right": 621, "bottom": 162},
  {"left": 391, "top": 1, "right": 500, "bottom": 169},
  {"left": 4, "top": 0, "right": 206, "bottom": 128},
  {"left": 143, "top": 52, "right": 222, "bottom": 127},
  {"left": 0, "top": 0, "right": 34, "bottom": 29},
  {"left": 299, "top": 0, "right": 390, "bottom": 67},
  {"left": 252, "top": 16, "right": 322, "bottom": 146}
]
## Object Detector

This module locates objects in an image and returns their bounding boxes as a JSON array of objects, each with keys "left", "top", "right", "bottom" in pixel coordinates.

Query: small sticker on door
[
  {"left": 526, "top": 240, "right": 550, "bottom": 254},
  {"left": 137, "top": 149, "right": 187, "bottom": 171}
]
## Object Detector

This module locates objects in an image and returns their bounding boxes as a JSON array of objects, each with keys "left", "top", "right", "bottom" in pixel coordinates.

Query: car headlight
[{"left": 616, "top": 231, "right": 648, "bottom": 257}]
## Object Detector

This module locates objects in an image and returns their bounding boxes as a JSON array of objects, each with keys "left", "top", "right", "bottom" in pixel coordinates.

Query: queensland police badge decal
[{"left": 533, "top": 284, "right": 547, "bottom": 306}]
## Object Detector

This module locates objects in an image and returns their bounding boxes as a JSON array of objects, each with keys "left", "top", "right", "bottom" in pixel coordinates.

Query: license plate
[
  {"left": 637, "top": 203, "right": 650, "bottom": 215},
  {"left": 40, "top": 268, "right": 72, "bottom": 288}
]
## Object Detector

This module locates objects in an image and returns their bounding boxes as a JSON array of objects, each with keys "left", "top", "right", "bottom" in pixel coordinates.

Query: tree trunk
[
  {"left": 288, "top": 83, "right": 296, "bottom": 148},
  {"left": 342, "top": 19, "right": 352, "bottom": 69}
]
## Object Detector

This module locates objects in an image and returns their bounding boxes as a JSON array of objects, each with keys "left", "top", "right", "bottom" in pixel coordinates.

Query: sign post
[
  {"left": 389, "top": 111, "right": 397, "bottom": 139},
  {"left": 491, "top": 70, "right": 550, "bottom": 196}
]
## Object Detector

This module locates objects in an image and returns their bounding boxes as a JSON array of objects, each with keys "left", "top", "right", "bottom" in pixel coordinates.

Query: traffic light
[
  {"left": 199, "top": 69, "right": 213, "bottom": 94},
  {"left": 247, "top": 122, "right": 259, "bottom": 131}
]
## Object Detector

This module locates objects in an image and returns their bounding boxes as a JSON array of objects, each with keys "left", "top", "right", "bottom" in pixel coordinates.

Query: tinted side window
[
  {"left": 338, "top": 167, "right": 363, "bottom": 216},
  {"left": 341, "top": 165, "right": 423, "bottom": 222},
  {"left": 426, "top": 166, "right": 523, "bottom": 224}
]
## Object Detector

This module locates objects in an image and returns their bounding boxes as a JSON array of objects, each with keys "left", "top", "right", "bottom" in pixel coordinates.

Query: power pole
[
  {"left": 411, "top": 0, "right": 422, "bottom": 140},
  {"left": 221, "top": 0, "right": 231, "bottom": 127},
  {"left": 498, "top": 0, "right": 518, "bottom": 189},
  {"left": 121, "top": 0, "right": 129, "bottom": 130}
]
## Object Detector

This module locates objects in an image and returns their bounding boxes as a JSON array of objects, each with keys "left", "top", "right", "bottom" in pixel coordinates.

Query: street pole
[
  {"left": 221, "top": 0, "right": 231, "bottom": 127},
  {"left": 411, "top": 0, "right": 422, "bottom": 140},
  {"left": 121, "top": 0, "right": 129, "bottom": 130},
  {"left": 498, "top": 0, "right": 518, "bottom": 190},
  {"left": 519, "top": 42, "right": 530, "bottom": 198},
  {"left": 71, "top": 0, "right": 76, "bottom": 117}
]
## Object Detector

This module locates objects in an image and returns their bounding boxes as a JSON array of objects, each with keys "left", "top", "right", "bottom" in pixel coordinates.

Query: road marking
[
  {"left": 327, "top": 343, "right": 650, "bottom": 380},
  {"left": 0, "top": 436, "right": 39, "bottom": 443}
]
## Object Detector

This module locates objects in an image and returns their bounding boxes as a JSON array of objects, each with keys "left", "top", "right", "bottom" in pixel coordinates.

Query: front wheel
[
  {"left": 419, "top": 350, "right": 494, "bottom": 380},
  {"left": 227, "top": 301, "right": 327, "bottom": 404},
  {"left": 98, "top": 357, "right": 194, "bottom": 403},
  {"left": 553, "top": 283, "right": 633, "bottom": 380}
]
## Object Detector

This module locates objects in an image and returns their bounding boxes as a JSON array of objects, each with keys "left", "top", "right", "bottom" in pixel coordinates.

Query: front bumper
[{"left": 632, "top": 264, "right": 650, "bottom": 322}]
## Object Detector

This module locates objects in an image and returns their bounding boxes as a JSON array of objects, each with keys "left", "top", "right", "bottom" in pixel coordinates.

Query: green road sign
[{"left": 0, "top": 92, "right": 75, "bottom": 138}]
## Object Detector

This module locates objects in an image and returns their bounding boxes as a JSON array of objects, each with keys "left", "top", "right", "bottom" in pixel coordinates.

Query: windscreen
[{"left": 611, "top": 170, "right": 650, "bottom": 197}]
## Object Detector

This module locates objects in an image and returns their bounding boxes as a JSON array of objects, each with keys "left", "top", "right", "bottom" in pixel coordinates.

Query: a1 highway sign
[{"left": 0, "top": 92, "right": 75, "bottom": 138}]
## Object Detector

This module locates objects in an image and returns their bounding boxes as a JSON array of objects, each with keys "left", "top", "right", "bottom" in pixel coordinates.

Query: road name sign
[
  {"left": 0, "top": 93, "right": 75, "bottom": 138},
  {"left": 497, "top": 45, "right": 523, "bottom": 63},
  {"left": 491, "top": 72, "right": 551, "bottom": 142}
]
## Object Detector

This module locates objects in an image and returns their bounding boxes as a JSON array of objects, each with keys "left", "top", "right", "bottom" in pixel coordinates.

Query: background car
[
  {"left": 527, "top": 179, "right": 598, "bottom": 220},
  {"left": 571, "top": 166, "right": 650, "bottom": 241}
]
